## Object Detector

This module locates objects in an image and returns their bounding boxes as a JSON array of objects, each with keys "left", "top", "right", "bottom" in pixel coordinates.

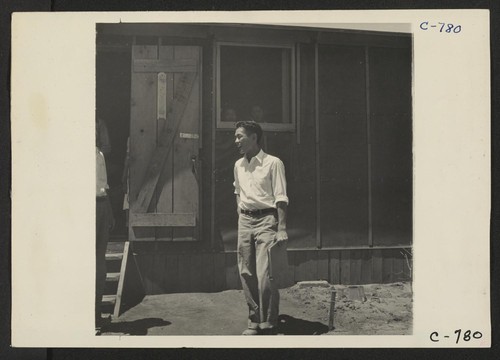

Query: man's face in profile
[{"left": 234, "top": 127, "right": 256, "bottom": 155}]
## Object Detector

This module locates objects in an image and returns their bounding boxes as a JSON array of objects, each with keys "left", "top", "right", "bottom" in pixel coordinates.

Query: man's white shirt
[{"left": 233, "top": 149, "right": 289, "bottom": 211}]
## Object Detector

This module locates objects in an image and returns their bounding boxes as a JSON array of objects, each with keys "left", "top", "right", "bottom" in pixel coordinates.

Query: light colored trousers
[{"left": 237, "top": 213, "right": 280, "bottom": 330}]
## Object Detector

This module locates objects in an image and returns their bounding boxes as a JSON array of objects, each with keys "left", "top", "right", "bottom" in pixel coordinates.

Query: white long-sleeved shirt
[
  {"left": 96, "top": 147, "right": 109, "bottom": 197},
  {"left": 233, "top": 149, "right": 289, "bottom": 211}
]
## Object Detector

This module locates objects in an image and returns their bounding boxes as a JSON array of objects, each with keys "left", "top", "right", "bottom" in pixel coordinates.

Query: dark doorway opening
[{"left": 96, "top": 43, "right": 132, "bottom": 238}]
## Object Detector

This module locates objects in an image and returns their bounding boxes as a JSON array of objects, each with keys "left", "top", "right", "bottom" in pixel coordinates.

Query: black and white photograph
[
  {"left": 11, "top": 10, "right": 490, "bottom": 348},
  {"left": 94, "top": 21, "right": 413, "bottom": 336}
]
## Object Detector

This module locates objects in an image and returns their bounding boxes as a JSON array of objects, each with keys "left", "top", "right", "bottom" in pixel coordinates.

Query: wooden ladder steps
[
  {"left": 105, "top": 252, "right": 123, "bottom": 261},
  {"left": 101, "top": 241, "right": 130, "bottom": 318},
  {"left": 106, "top": 272, "right": 121, "bottom": 282},
  {"left": 102, "top": 294, "right": 116, "bottom": 306}
]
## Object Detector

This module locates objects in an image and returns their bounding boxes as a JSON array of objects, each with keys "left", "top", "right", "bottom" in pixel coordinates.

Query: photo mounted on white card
[{"left": 11, "top": 10, "right": 490, "bottom": 348}]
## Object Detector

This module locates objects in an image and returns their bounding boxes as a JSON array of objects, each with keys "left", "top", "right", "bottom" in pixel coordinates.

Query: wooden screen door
[{"left": 129, "top": 45, "right": 202, "bottom": 241}]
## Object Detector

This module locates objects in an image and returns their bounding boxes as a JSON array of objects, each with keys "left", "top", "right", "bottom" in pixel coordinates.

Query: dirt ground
[
  {"left": 283, "top": 282, "right": 413, "bottom": 335},
  {"left": 101, "top": 282, "right": 412, "bottom": 336}
]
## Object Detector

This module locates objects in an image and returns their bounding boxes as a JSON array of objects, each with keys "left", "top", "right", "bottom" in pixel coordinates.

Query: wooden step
[
  {"left": 105, "top": 253, "right": 123, "bottom": 261},
  {"left": 106, "top": 272, "right": 120, "bottom": 282},
  {"left": 107, "top": 241, "right": 126, "bottom": 253},
  {"left": 101, "top": 241, "right": 131, "bottom": 319},
  {"left": 102, "top": 295, "right": 116, "bottom": 305}
]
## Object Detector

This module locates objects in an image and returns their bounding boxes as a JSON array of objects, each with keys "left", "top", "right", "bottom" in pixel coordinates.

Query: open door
[{"left": 129, "top": 45, "right": 201, "bottom": 241}]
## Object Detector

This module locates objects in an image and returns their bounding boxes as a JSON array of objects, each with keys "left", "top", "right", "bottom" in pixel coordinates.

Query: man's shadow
[
  {"left": 101, "top": 318, "right": 171, "bottom": 335},
  {"left": 277, "top": 314, "right": 330, "bottom": 335}
]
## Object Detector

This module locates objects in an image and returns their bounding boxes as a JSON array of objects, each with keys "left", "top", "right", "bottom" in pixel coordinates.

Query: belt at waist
[
  {"left": 96, "top": 196, "right": 108, "bottom": 202},
  {"left": 240, "top": 208, "right": 277, "bottom": 217}
]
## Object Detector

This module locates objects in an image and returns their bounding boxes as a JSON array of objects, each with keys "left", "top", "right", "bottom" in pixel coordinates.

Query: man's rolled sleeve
[
  {"left": 272, "top": 159, "right": 289, "bottom": 206},
  {"left": 233, "top": 165, "right": 240, "bottom": 195}
]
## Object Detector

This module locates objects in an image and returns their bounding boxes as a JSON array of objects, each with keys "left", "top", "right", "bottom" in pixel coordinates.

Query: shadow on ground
[
  {"left": 277, "top": 314, "right": 329, "bottom": 335},
  {"left": 102, "top": 318, "right": 171, "bottom": 335}
]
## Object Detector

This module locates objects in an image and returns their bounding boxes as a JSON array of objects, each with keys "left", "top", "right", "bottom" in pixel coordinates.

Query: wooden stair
[
  {"left": 106, "top": 272, "right": 121, "bottom": 282},
  {"left": 102, "top": 294, "right": 117, "bottom": 306},
  {"left": 102, "top": 241, "right": 130, "bottom": 318}
]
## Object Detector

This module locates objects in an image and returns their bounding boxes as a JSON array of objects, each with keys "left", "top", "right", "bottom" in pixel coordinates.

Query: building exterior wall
[
  {"left": 129, "top": 245, "right": 412, "bottom": 294},
  {"left": 96, "top": 23, "right": 413, "bottom": 292}
]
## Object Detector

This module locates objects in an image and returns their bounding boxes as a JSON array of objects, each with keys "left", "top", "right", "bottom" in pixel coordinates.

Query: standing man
[
  {"left": 233, "top": 121, "right": 289, "bottom": 335},
  {"left": 96, "top": 125, "right": 114, "bottom": 335}
]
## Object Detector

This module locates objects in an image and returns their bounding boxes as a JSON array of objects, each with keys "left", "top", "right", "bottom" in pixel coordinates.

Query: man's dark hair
[{"left": 235, "top": 121, "right": 263, "bottom": 144}]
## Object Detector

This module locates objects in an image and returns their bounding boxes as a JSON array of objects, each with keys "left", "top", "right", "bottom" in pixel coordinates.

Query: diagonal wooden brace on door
[{"left": 132, "top": 70, "right": 198, "bottom": 215}]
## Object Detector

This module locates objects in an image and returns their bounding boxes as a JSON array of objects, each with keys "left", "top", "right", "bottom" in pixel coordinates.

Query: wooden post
[
  {"left": 314, "top": 39, "right": 321, "bottom": 249},
  {"left": 210, "top": 36, "right": 217, "bottom": 250},
  {"left": 365, "top": 46, "right": 373, "bottom": 248},
  {"left": 296, "top": 43, "right": 301, "bottom": 145}
]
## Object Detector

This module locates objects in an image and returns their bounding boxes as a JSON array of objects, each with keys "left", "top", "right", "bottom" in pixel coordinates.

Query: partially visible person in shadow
[
  {"left": 277, "top": 314, "right": 330, "bottom": 335},
  {"left": 96, "top": 116, "right": 111, "bottom": 156},
  {"left": 96, "top": 125, "right": 115, "bottom": 336},
  {"left": 222, "top": 107, "right": 238, "bottom": 123},
  {"left": 100, "top": 318, "right": 171, "bottom": 336},
  {"left": 122, "top": 137, "right": 130, "bottom": 228},
  {"left": 249, "top": 105, "right": 264, "bottom": 123}
]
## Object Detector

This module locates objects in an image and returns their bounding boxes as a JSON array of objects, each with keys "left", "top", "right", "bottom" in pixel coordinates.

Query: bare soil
[
  {"left": 281, "top": 282, "right": 413, "bottom": 335},
  {"left": 101, "top": 282, "right": 412, "bottom": 336}
]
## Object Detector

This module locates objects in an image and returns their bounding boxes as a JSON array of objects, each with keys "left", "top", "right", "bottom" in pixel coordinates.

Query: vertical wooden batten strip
[
  {"left": 150, "top": 249, "right": 159, "bottom": 294},
  {"left": 155, "top": 45, "right": 174, "bottom": 242},
  {"left": 164, "top": 254, "right": 178, "bottom": 293},
  {"left": 281, "top": 48, "right": 290, "bottom": 128},
  {"left": 294, "top": 251, "right": 317, "bottom": 282},
  {"left": 401, "top": 248, "right": 412, "bottom": 281},
  {"left": 329, "top": 251, "right": 340, "bottom": 285},
  {"left": 340, "top": 250, "right": 350, "bottom": 285},
  {"left": 296, "top": 43, "right": 301, "bottom": 144},
  {"left": 392, "top": 249, "right": 405, "bottom": 283},
  {"left": 292, "top": 251, "right": 304, "bottom": 282},
  {"left": 189, "top": 253, "right": 204, "bottom": 292},
  {"left": 314, "top": 40, "right": 321, "bottom": 249},
  {"left": 225, "top": 252, "right": 240, "bottom": 290},
  {"left": 372, "top": 249, "right": 383, "bottom": 283},
  {"left": 201, "top": 253, "right": 214, "bottom": 292},
  {"left": 350, "top": 250, "right": 362, "bottom": 285},
  {"left": 155, "top": 37, "right": 162, "bottom": 243},
  {"left": 198, "top": 47, "right": 203, "bottom": 243},
  {"left": 198, "top": 47, "right": 203, "bottom": 149},
  {"left": 281, "top": 250, "right": 295, "bottom": 288},
  {"left": 382, "top": 250, "right": 394, "bottom": 283},
  {"left": 178, "top": 253, "right": 191, "bottom": 292},
  {"left": 365, "top": 47, "right": 374, "bottom": 248},
  {"left": 360, "top": 249, "right": 373, "bottom": 284},
  {"left": 143, "top": 254, "right": 153, "bottom": 294},
  {"left": 213, "top": 252, "right": 226, "bottom": 291},
  {"left": 317, "top": 251, "right": 329, "bottom": 281},
  {"left": 128, "top": 37, "right": 135, "bottom": 241},
  {"left": 210, "top": 37, "right": 217, "bottom": 249}
]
